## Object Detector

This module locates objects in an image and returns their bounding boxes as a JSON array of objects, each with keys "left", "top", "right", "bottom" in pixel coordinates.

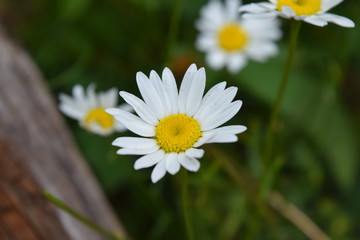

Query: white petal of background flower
[
  {"left": 206, "top": 50, "right": 227, "bottom": 70},
  {"left": 321, "top": 0, "right": 343, "bottom": 13},
  {"left": 227, "top": 54, "right": 247, "bottom": 73}
]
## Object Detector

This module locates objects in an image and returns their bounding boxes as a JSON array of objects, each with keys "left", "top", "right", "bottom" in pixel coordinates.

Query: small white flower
[
  {"left": 239, "top": 0, "right": 355, "bottom": 28},
  {"left": 59, "top": 84, "right": 130, "bottom": 136},
  {"left": 195, "top": 0, "right": 281, "bottom": 73},
  {"left": 107, "top": 64, "right": 247, "bottom": 183}
]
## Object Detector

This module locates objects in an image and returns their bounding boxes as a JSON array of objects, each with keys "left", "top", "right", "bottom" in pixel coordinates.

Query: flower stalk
[
  {"left": 43, "top": 191, "right": 124, "bottom": 240},
  {"left": 262, "top": 20, "right": 301, "bottom": 168},
  {"left": 181, "top": 170, "right": 194, "bottom": 240},
  {"left": 260, "top": 20, "right": 301, "bottom": 200}
]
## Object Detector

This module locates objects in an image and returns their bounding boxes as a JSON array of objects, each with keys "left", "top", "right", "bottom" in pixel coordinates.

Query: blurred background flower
[
  {"left": 59, "top": 84, "right": 131, "bottom": 136},
  {"left": 239, "top": 0, "right": 355, "bottom": 27},
  {"left": 196, "top": 0, "right": 282, "bottom": 73}
]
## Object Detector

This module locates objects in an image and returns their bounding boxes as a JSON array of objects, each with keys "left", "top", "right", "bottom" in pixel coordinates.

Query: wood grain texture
[{"left": 0, "top": 25, "right": 126, "bottom": 240}]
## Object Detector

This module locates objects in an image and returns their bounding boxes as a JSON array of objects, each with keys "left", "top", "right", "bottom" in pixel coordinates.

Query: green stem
[
  {"left": 165, "top": 0, "right": 185, "bottom": 62},
  {"left": 262, "top": 20, "right": 301, "bottom": 168},
  {"left": 181, "top": 170, "right": 194, "bottom": 240},
  {"left": 43, "top": 191, "right": 124, "bottom": 240}
]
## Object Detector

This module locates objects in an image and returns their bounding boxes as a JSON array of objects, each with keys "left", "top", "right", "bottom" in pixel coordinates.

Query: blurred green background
[{"left": 1, "top": 0, "right": 359, "bottom": 239}]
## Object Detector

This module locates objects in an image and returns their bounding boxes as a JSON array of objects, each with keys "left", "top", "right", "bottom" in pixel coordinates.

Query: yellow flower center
[
  {"left": 84, "top": 108, "right": 115, "bottom": 129},
  {"left": 155, "top": 114, "right": 202, "bottom": 153},
  {"left": 277, "top": 0, "right": 321, "bottom": 15},
  {"left": 218, "top": 23, "right": 248, "bottom": 52}
]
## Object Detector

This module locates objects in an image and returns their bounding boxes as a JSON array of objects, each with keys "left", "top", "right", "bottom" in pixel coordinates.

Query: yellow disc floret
[
  {"left": 218, "top": 23, "right": 248, "bottom": 52},
  {"left": 84, "top": 107, "right": 115, "bottom": 129},
  {"left": 155, "top": 114, "right": 202, "bottom": 153},
  {"left": 277, "top": 0, "right": 321, "bottom": 16}
]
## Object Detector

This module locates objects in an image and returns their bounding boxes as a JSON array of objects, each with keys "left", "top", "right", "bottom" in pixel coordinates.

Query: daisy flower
[
  {"left": 239, "top": 0, "right": 355, "bottom": 28},
  {"left": 59, "top": 84, "right": 130, "bottom": 136},
  {"left": 195, "top": 0, "right": 281, "bottom": 73},
  {"left": 107, "top": 64, "right": 247, "bottom": 183}
]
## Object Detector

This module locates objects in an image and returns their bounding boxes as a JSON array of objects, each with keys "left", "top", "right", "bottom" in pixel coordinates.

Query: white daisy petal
[
  {"left": 246, "top": 41, "right": 278, "bottom": 62},
  {"left": 85, "top": 122, "right": 112, "bottom": 136},
  {"left": 107, "top": 108, "right": 155, "bottom": 137},
  {"left": 86, "top": 84, "right": 97, "bottom": 108},
  {"left": 209, "top": 125, "right": 247, "bottom": 135},
  {"left": 100, "top": 88, "right": 118, "bottom": 107},
  {"left": 150, "top": 70, "right": 172, "bottom": 115},
  {"left": 59, "top": 103, "right": 84, "bottom": 120},
  {"left": 185, "top": 148, "right": 205, "bottom": 159},
  {"left": 162, "top": 67, "right": 179, "bottom": 114},
  {"left": 280, "top": 6, "right": 296, "bottom": 18},
  {"left": 321, "top": 0, "right": 343, "bottom": 13},
  {"left": 319, "top": 13, "right": 355, "bottom": 28},
  {"left": 112, "top": 137, "right": 157, "bottom": 149},
  {"left": 197, "top": 86, "right": 238, "bottom": 124},
  {"left": 117, "top": 145, "right": 159, "bottom": 155},
  {"left": 206, "top": 134, "right": 238, "bottom": 144},
  {"left": 59, "top": 94, "right": 77, "bottom": 109},
  {"left": 71, "top": 85, "right": 90, "bottom": 111},
  {"left": 185, "top": 67, "right": 206, "bottom": 116},
  {"left": 134, "top": 150, "right": 165, "bottom": 170},
  {"left": 303, "top": 16, "right": 328, "bottom": 27},
  {"left": 194, "top": 81, "right": 227, "bottom": 119},
  {"left": 151, "top": 159, "right": 167, "bottom": 183},
  {"left": 178, "top": 154, "right": 201, "bottom": 172},
  {"left": 120, "top": 91, "right": 158, "bottom": 125},
  {"left": 206, "top": 50, "right": 227, "bottom": 70},
  {"left": 193, "top": 131, "right": 217, "bottom": 148},
  {"left": 202, "top": 100, "right": 242, "bottom": 131},
  {"left": 196, "top": 34, "right": 217, "bottom": 50},
  {"left": 239, "top": 3, "right": 269, "bottom": 14},
  {"left": 114, "top": 121, "right": 127, "bottom": 132},
  {"left": 165, "top": 153, "right": 181, "bottom": 175},
  {"left": 136, "top": 72, "right": 166, "bottom": 119},
  {"left": 242, "top": 12, "right": 278, "bottom": 19},
  {"left": 178, "top": 64, "right": 198, "bottom": 114},
  {"left": 227, "top": 54, "right": 248, "bottom": 73},
  {"left": 73, "top": 84, "right": 85, "bottom": 99}
]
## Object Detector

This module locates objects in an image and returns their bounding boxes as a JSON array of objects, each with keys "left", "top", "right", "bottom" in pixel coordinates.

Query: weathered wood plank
[{"left": 0, "top": 25, "right": 127, "bottom": 240}]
